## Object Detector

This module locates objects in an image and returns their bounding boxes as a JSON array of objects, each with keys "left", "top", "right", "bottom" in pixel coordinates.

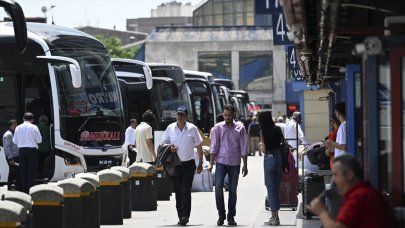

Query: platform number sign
[
  {"left": 255, "top": 0, "right": 282, "bottom": 14},
  {"left": 272, "top": 13, "right": 292, "bottom": 45},
  {"left": 287, "top": 46, "right": 303, "bottom": 81}
]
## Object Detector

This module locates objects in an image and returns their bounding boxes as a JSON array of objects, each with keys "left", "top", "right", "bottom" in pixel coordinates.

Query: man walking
[
  {"left": 37, "top": 115, "right": 51, "bottom": 180},
  {"left": 3, "top": 119, "right": 20, "bottom": 191},
  {"left": 135, "top": 110, "right": 156, "bottom": 164},
  {"left": 125, "top": 119, "right": 137, "bottom": 166},
  {"left": 161, "top": 106, "right": 203, "bottom": 226},
  {"left": 284, "top": 112, "right": 308, "bottom": 149},
  {"left": 13, "top": 112, "right": 42, "bottom": 193},
  {"left": 209, "top": 104, "right": 248, "bottom": 226},
  {"left": 248, "top": 116, "right": 261, "bottom": 156}
]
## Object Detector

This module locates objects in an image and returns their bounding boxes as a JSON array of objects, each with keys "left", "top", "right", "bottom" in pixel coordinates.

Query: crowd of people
[{"left": 3, "top": 102, "right": 395, "bottom": 227}]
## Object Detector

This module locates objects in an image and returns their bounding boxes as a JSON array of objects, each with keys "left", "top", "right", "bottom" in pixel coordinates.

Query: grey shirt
[{"left": 3, "top": 130, "right": 19, "bottom": 160}]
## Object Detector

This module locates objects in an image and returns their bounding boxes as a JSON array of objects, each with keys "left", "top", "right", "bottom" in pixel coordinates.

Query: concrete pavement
[{"left": 102, "top": 155, "right": 322, "bottom": 228}]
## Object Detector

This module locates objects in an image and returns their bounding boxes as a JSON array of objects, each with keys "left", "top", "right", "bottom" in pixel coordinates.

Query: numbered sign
[
  {"left": 287, "top": 46, "right": 303, "bottom": 81},
  {"left": 255, "top": 0, "right": 282, "bottom": 14},
  {"left": 272, "top": 13, "right": 292, "bottom": 45}
]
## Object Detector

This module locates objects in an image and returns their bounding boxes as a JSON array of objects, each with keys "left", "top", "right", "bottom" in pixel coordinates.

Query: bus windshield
[{"left": 54, "top": 50, "right": 124, "bottom": 147}]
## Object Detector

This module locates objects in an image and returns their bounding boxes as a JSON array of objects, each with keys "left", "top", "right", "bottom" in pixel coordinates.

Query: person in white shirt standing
[
  {"left": 161, "top": 106, "right": 203, "bottom": 226},
  {"left": 135, "top": 110, "right": 156, "bottom": 164},
  {"left": 13, "top": 112, "right": 42, "bottom": 193},
  {"left": 284, "top": 112, "right": 309, "bottom": 149},
  {"left": 125, "top": 119, "right": 137, "bottom": 166},
  {"left": 326, "top": 102, "right": 347, "bottom": 158}
]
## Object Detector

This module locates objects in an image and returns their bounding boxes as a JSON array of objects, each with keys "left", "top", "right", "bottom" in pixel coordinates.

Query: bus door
[{"left": 186, "top": 78, "right": 215, "bottom": 134}]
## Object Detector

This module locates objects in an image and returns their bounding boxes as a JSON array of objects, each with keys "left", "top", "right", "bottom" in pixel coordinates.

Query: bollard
[
  {"left": 76, "top": 173, "right": 100, "bottom": 228},
  {"left": 155, "top": 166, "right": 172, "bottom": 201},
  {"left": 58, "top": 178, "right": 95, "bottom": 228},
  {"left": 30, "top": 184, "right": 64, "bottom": 228},
  {"left": 129, "top": 163, "right": 157, "bottom": 211},
  {"left": 97, "top": 169, "right": 123, "bottom": 225},
  {"left": 0, "top": 200, "right": 26, "bottom": 228},
  {"left": 1, "top": 191, "right": 32, "bottom": 228},
  {"left": 111, "top": 166, "right": 132, "bottom": 219}
]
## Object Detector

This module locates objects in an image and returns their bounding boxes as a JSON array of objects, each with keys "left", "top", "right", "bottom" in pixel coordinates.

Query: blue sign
[
  {"left": 255, "top": 0, "right": 282, "bottom": 14},
  {"left": 287, "top": 46, "right": 303, "bottom": 81},
  {"left": 272, "top": 13, "right": 292, "bottom": 45}
]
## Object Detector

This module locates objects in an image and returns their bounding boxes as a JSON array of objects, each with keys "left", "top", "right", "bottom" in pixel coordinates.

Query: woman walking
[{"left": 258, "top": 111, "right": 284, "bottom": 226}]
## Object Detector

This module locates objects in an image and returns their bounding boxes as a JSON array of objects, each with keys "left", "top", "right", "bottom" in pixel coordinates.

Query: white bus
[{"left": 0, "top": 1, "right": 125, "bottom": 183}]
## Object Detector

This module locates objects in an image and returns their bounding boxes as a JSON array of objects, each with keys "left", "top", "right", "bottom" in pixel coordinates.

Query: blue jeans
[
  {"left": 215, "top": 163, "right": 240, "bottom": 219},
  {"left": 263, "top": 148, "right": 282, "bottom": 212}
]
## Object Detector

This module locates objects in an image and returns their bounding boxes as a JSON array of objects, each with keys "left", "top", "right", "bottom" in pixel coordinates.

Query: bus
[
  {"left": 0, "top": 3, "right": 125, "bottom": 183},
  {"left": 229, "top": 90, "right": 250, "bottom": 120}
]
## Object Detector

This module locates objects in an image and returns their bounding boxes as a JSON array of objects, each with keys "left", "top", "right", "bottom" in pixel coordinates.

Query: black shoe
[
  {"left": 178, "top": 217, "right": 188, "bottom": 226},
  {"left": 227, "top": 217, "right": 237, "bottom": 226},
  {"left": 217, "top": 217, "right": 225, "bottom": 226}
]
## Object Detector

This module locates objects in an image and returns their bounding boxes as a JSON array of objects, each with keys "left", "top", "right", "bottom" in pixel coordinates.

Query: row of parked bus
[{"left": 0, "top": 0, "right": 251, "bottom": 185}]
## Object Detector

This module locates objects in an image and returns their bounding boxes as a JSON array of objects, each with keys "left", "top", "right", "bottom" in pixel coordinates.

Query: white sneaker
[{"left": 264, "top": 217, "right": 280, "bottom": 226}]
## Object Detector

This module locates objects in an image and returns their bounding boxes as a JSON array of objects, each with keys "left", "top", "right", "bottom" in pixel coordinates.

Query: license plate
[{"left": 99, "top": 159, "right": 113, "bottom": 166}]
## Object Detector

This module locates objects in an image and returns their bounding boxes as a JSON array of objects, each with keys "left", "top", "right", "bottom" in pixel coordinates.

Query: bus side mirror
[
  {"left": 143, "top": 66, "right": 153, "bottom": 90},
  {"left": 69, "top": 64, "right": 82, "bottom": 88}
]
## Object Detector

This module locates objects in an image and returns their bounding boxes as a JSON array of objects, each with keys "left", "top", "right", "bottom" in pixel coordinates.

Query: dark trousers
[
  {"left": 8, "top": 156, "right": 21, "bottom": 191},
  {"left": 215, "top": 163, "right": 240, "bottom": 219},
  {"left": 170, "top": 160, "right": 196, "bottom": 220},
  {"left": 38, "top": 151, "right": 49, "bottom": 178},
  {"left": 19, "top": 148, "right": 38, "bottom": 194},
  {"left": 127, "top": 146, "right": 136, "bottom": 167}
]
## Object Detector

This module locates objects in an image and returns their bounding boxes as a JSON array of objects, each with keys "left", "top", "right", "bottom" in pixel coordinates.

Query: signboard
[
  {"left": 255, "top": 0, "right": 282, "bottom": 14},
  {"left": 287, "top": 46, "right": 303, "bottom": 81},
  {"left": 272, "top": 13, "right": 292, "bottom": 45}
]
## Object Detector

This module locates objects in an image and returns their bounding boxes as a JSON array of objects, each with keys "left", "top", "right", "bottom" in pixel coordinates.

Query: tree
[{"left": 95, "top": 35, "right": 139, "bottom": 59}]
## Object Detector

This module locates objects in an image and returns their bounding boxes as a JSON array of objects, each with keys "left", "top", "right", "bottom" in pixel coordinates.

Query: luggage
[
  {"left": 302, "top": 174, "right": 325, "bottom": 218},
  {"left": 306, "top": 143, "right": 330, "bottom": 170},
  {"left": 191, "top": 169, "right": 213, "bottom": 192},
  {"left": 279, "top": 151, "right": 298, "bottom": 208}
]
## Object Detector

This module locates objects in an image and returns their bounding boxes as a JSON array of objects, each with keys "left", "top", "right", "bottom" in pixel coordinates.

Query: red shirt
[{"left": 336, "top": 182, "right": 394, "bottom": 228}]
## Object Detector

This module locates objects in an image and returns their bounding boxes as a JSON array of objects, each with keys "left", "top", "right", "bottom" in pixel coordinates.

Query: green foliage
[{"left": 95, "top": 35, "right": 139, "bottom": 59}]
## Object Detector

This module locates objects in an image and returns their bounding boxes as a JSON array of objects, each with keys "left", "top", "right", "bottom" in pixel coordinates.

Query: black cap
[{"left": 176, "top": 106, "right": 188, "bottom": 114}]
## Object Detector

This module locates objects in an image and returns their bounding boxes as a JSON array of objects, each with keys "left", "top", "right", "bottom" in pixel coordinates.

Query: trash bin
[
  {"left": 97, "top": 169, "right": 123, "bottom": 225},
  {"left": 111, "top": 166, "right": 131, "bottom": 218},
  {"left": 1, "top": 191, "right": 33, "bottom": 228},
  {"left": 129, "top": 163, "right": 157, "bottom": 211},
  {"left": 76, "top": 173, "right": 100, "bottom": 228},
  {"left": 0, "top": 200, "right": 26, "bottom": 228},
  {"left": 155, "top": 166, "right": 171, "bottom": 200},
  {"left": 58, "top": 178, "right": 95, "bottom": 228},
  {"left": 30, "top": 184, "right": 64, "bottom": 228}
]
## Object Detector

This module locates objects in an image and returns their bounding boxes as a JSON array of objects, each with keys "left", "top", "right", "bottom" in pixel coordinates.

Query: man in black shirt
[{"left": 248, "top": 117, "right": 261, "bottom": 156}]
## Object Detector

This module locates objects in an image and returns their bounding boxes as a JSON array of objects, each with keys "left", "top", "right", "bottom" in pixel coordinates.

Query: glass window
[
  {"left": 193, "top": 16, "right": 203, "bottom": 26},
  {"left": 223, "top": 1, "right": 233, "bottom": 14},
  {"left": 198, "top": 52, "right": 232, "bottom": 79},
  {"left": 194, "top": 7, "right": 203, "bottom": 16},
  {"left": 235, "top": 0, "right": 244, "bottom": 12},
  {"left": 203, "top": 1, "right": 212, "bottom": 15},
  {"left": 246, "top": 12, "right": 254, "bottom": 25},
  {"left": 224, "top": 13, "right": 233, "bottom": 26},
  {"left": 0, "top": 73, "right": 18, "bottom": 135},
  {"left": 213, "top": 15, "right": 223, "bottom": 26},
  {"left": 246, "top": 0, "right": 254, "bottom": 12},
  {"left": 203, "top": 15, "right": 213, "bottom": 26},
  {"left": 239, "top": 52, "right": 273, "bottom": 91},
  {"left": 236, "top": 13, "right": 244, "bottom": 25},
  {"left": 378, "top": 57, "right": 392, "bottom": 194},
  {"left": 213, "top": 2, "right": 223, "bottom": 15}
]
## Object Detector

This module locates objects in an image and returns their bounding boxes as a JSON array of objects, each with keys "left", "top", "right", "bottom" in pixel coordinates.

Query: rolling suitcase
[
  {"left": 302, "top": 173, "right": 325, "bottom": 218},
  {"left": 279, "top": 151, "right": 298, "bottom": 208}
]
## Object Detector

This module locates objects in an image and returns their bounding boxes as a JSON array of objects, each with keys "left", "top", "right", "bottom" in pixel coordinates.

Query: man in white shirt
[
  {"left": 161, "top": 106, "right": 204, "bottom": 226},
  {"left": 125, "top": 119, "right": 137, "bottom": 166},
  {"left": 284, "top": 112, "right": 309, "bottom": 149},
  {"left": 326, "top": 102, "right": 347, "bottom": 158},
  {"left": 13, "top": 112, "right": 42, "bottom": 193},
  {"left": 135, "top": 110, "right": 156, "bottom": 164}
]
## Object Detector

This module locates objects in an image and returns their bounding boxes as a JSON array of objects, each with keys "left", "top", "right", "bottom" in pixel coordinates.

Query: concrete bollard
[
  {"left": 58, "top": 178, "right": 95, "bottom": 228},
  {"left": 155, "top": 166, "right": 172, "bottom": 200},
  {"left": 97, "top": 169, "right": 123, "bottom": 225},
  {"left": 111, "top": 166, "right": 132, "bottom": 219},
  {"left": 129, "top": 163, "right": 157, "bottom": 211},
  {"left": 1, "top": 191, "right": 32, "bottom": 228},
  {"left": 76, "top": 173, "right": 100, "bottom": 228},
  {"left": 0, "top": 200, "right": 26, "bottom": 228},
  {"left": 30, "top": 184, "right": 64, "bottom": 228}
]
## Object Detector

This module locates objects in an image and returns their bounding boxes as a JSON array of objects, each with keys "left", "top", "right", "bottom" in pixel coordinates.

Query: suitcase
[
  {"left": 302, "top": 174, "right": 325, "bottom": 218},
  {"left": 279, "top": 151, "right": 298, "bottom": 209}
]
